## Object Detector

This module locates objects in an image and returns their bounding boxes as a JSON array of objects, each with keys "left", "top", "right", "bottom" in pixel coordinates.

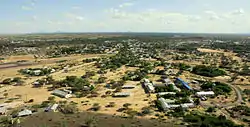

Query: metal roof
[
  {"left": 176, "top": 78, "right": 192, "bottom": 90},
  {"left": 52, "top": 89, "right": 69, "bottom": 97},
  {"left": 18, "top": 109, "right": 32, "bottom": 117},
  {"left": 196, "top": 91, "right": 215, "bottom": 95},
  {"left": 157, "top": 92, "right": 176, "bottom": 96}
]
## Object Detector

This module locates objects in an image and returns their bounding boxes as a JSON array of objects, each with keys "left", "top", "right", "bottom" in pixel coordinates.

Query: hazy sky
[{"left": 1, "top": 0, "right": 250, "bottom": 34}]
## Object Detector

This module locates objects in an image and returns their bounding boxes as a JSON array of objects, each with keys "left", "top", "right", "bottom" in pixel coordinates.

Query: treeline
[
  {"left": 192, "top": 65, "right": 226, "bottom": 77},
  {"left": 201, "top": 82, "right": 232, "bottom": 95}
]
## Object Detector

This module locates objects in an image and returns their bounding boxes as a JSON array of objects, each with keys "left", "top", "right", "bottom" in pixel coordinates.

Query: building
[
  {"left": 33, "top": 70, "right": 42, "bottom": 76},
  {"left": 144, "top": 79, "right": 150, "bottom": 83},
  {"left": 52, "top": 89, "right": 72, "bottom": 98},
  {"left": 0, "top": 107, "right": 6, "bottom": 115},
  {"left": 63, "top": 89, "right": 72, "bottom": 94},
  {"left": 175, "top": 78, "right": 192, "bottom": 90},
  {"left": 113, "top": 92, "right": 130, "bottom": 97},
  {"left": 144, "top": 82, "right": 155, "bottom": 93},
  {"left": 158, "top": 98, "right": 170, "bottom": 111},
  {"left": 122, "top": 85, "right": 135, "bottom": 89},
  {"left": 181, "top": 103, "right": 195, "bottom": 108},
  {"left": 162, "top": 78, "right": 173, "bottom": 85},
  {"left": 165, "top": 99, "right": 176, "bottom": 104},
  {"left": 196, "top": 91, "right": 215, "bottom": 97},
  {"left": 45, "top": 104, "right": 59, "bottom": 112},
  {"left": 173, "top": 85, "right": 181, "bottom": 92},
  {"left": 18, "top": 109, "right": 32, "bottom": 117},
  {"left": 157, "top": 92, "right": 176, "bottom": 96},
  {"left": 158, "top": 98, "right": 194, "bottom": 111}
]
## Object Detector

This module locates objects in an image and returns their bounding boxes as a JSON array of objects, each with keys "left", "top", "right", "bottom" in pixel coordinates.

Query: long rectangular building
[
  {"left": 157, "top": 92, "right": 176, "bottom": 96},
  {"left": 175, "top": 78, "right": 192, "bottom": 90},
  {"left": 196, "top": 91, "right": 215, "bottom": 96}
]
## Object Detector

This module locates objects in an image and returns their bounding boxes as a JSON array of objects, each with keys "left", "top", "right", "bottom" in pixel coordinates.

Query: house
[
  {"left": 172, "top": 85, "right": 181, "bottom": 92},
  {"left": 33, "top": 81, "right": 40, "bottom": 86},
  {"left": 181, "top": 103, "right": 195, "bottom": 108},
  {"left": 158, "top": 98, "right": 170, "bottom": 111},
  {"left": 165, "top": 99, "right": 176, "bottom": 104},
  {"left": 168, "top": 104, "right": 181, "bottom": 109},
  {"left": 52, "top": 89, "right": 72, "bottom": 98},
  {"left": 0, "top": 107, "right": 6, "bottom": 115},
  {"left": 175, "top": 78, "right": 192, "bottom": 90},
  {"left": 113, "top": 92, "right": 130, "bottom": 97},
  {"left": 83, "top": 86, "right": 91, "bottom": 91},
  {"left": 18, "top": 109, "right": 32, "bottom": 117},
  {"left": 144, "top": 82, "right": 155, "bottom": 93},
  {"left": 33, "top": 70, "right": 42, "bottom": 76},
  {"left": 196, "top": 91, "right": 215, "bottom": 97},
  {"left": 50, "top": 69, "right": 56, "bottom": 73},
  {"left": 144, "top": 79, "right": 150, "bottom": 83},
  {"left": 63, "top": 89, "right": 72, "bottom": 94},
  {"left": 162, "top": 78, "right": 173, "bottom": 85},
  {"left": 157, "top": 92, "right": 176, "bottom": 96},
  {"left": 122, "top": 85, "right": 135, "bottom": 89},
  {"left": 45, "top": 104, "right": 59, "bottom": 112}
]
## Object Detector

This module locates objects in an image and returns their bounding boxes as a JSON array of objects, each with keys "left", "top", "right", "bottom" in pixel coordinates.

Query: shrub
[{"left": 60, "top": 104, "right": 79, "bottom": 114}]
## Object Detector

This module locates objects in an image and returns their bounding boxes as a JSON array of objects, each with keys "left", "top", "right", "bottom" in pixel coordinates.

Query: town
[{"left": 0, "top": 33, "right": 250, "bottom": 127}]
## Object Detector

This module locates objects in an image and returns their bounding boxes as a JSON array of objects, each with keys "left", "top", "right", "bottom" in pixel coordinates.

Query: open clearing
[{"left": 20, "top": 112, "right": 178, "bottom": 127}]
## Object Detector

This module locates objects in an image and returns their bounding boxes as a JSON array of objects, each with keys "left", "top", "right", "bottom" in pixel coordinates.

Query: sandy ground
[
  {"left": 0, "top": 54, "right": 156, "bottom": 118},
  {"left": 197, "top": 48, "right": 225, "bottom": 53},
  {"left": 0, "top": 54, "right": 108, "bottom": 105}
]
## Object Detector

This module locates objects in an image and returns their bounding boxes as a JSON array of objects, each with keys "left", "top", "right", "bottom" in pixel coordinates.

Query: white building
[
  {"left": 0, "top": 107, "right": 6, "bottom": 115},
  {"left": 45, "top": 104, "right": 59, "bottom": 112},
  {"left": 144, "top": 82, "right": 155, "bottom": 93},
  {"left": 158, "top": 98, "right": 170, "bottom": 111},
  {"left": 52, "top": 89, "right": 72, "bottom": 98},
  {"left": 33, "top": 70, "right": 42, "bottom": 76},
  {"left": 173, "top": 85, "right": 181, "bottom": 92},
  {"left": 157, "top": 92, "right": 176, "bottom": 96},
  {"left": 144, "top": 79, "right": 150, "bottom": 83},
  {"left": 165, "top": 99, "right": 176, "bottom": 104},
  {"left": 181, "top": 103, "right": 195, "bottom": 108},
  {"left": 113, "top": 92, "right": 130, "bottom": 97},
  {"left": 196, "top": 91, "right": 215, "bottom": 97},
  {"left": 122, "top": 85, "right": 135, "bottom": 89},
  {"left": 162, "top": 78, "right": 173, "bottom": 85},
  {"left": 18, "top": 109, "right": 32, "bottom": 117}
]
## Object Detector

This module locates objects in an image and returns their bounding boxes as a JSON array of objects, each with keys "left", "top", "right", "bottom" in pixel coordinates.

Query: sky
[{"left": 0, "top": 0, "right": 250, "bottom": 34}]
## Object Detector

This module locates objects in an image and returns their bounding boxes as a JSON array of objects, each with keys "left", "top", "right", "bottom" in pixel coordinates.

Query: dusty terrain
[{"left": 20, "top": 112, "right": 178, "bottom": 127}]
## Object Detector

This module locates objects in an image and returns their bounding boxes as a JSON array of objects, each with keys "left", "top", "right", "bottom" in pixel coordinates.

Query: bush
[
  {"left": 123, "top": 103, "right": 132, "bottom": 108},
  {"left": 48, "top": 96, "right": 55, "bottom": 102},
  {"left": 106, "top": 102, "right": 116, "bottom": 108},
  {"left": 89, "top": 103, "right": 101, "bottom": 111},
  {"left": 2, "top": 78, "right": 12, "bottom": 84},
  {"left": 27, "top": 99, "right": 34, "bottom": 103},
  {"left": 60, "top": 104, "right": 78, "bottom": 114},
  {"left": 206, "top": 107, "right": 216, "bottom": 112}
]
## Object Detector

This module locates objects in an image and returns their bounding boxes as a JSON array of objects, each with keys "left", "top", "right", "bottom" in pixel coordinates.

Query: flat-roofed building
[
  {"left": 122, "top": 85, "right": 135, "bottom": 89},
  {"left": 196, "top": 91, "right": 215, "bottom": 97},
  {"left": 157, "top": 92, "right": 176, "bottom": 96},
  {"left": 113, "top": 92, "right": 130, "bottom": 97},
  {"left": 144, "top": 82, "right": 155, "bottom": 93}
]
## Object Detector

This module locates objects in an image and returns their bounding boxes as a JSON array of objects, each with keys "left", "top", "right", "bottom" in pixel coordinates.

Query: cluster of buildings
[
  {"left": 158, "top": 97, "right": 195, "bottom": 111},
  {"left": 141, "top": 76, "right": 216, "bottom": 111}
]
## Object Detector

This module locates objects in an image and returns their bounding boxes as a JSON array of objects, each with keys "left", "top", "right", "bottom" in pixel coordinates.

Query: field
[{"left": 20, "top": 111, "right": 179, "bottom": 127}]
